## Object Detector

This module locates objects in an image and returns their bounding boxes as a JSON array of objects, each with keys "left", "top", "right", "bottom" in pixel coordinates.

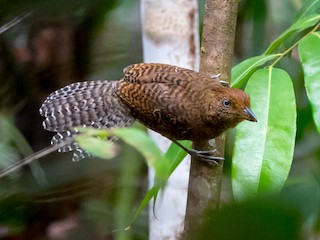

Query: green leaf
[
  {"left": 130, "top": 186, "right": 160, "bottom": 225},
  {"left": 151, "top": 140, "right": 191, "bottom": 188},
  {"left": 298, "top": 32, "right": 320, "bottom": 133},
  {"left": 231, "top": 54, "right": 280, "bottom": 88},
  {"left": 165, "top": 140, "right": 190, "bottom": 173},
  {"left": 0, "top": 114, "right": 47, "bottom": 185},
  {"left": 76, "top": 127, "right": 173, "bottom": 184},
  {"left": 232, "top": 68, "right": 296, "bottom": 200},
  {"left": 298, "top": 0, "right": 320, "bottom": 18},
  {"left": 111, "top": 128, "right": 169, "bottom": 175},
  {"left": 129, "top": 140, "right": 191, "bottom": 224},
  {"left": 76, "top": 135, "right": 117, "bottom": 159},
  {"left": 75, "top": 128, "right": 165, "bottom": 169},
  {"left": 74, "top": 127, "right": 109, "bottom": 138},
  {"left": 264, "top": 14, "right": 320, "bottom": 54},
  {"left": 75, "top": 127, "right": 190, "bottom": 225}
]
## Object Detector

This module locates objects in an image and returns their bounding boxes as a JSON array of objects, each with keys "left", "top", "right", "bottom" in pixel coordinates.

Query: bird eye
[{"left": 222, "top": 99, "right": 231, "bottom": 108}]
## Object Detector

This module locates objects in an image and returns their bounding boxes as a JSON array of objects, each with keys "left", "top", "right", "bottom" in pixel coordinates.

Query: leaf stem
[{"left": 269, "top": 21, "right": 320, "bottom": 67}]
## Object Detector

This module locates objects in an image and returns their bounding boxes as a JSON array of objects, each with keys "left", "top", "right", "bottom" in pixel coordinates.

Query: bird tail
[{"left": 39, "top": 80, "right": 135, "bottom": 161}]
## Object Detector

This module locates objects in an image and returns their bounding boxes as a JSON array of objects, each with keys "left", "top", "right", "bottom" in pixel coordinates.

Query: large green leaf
[
  {"left": 264, "top": 14, "right": 320, "bottom": 54},
  {"left": 231, "top": 54, "right": 280, "bottom": 88},
  {"left": 298, "top": 32, "right": 320, "bottom": 133},
  {"left": 232, "top": 68, "right": 296, "bottom": 200}
]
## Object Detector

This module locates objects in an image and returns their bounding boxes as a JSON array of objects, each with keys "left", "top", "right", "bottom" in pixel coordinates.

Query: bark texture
[{"left": 183, "top": 0, "right": 239, "bottom": 235}]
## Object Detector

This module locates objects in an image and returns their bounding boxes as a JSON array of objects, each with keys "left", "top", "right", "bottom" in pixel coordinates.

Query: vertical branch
[
  {"left": 141, "top": 0, "right": 200, "bottom": 239},
  {"left": 184, "top": 0, "right": 238, "bottom": 233}
]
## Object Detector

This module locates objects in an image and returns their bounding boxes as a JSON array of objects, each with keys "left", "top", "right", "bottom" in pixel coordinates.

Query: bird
[{"left": 39, "top": 63, "right": 257, "bottom": 162}]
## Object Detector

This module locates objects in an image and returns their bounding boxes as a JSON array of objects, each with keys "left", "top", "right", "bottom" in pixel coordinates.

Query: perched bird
[{"left": 40, "top": 63, "right": 257, "bottom": 162}]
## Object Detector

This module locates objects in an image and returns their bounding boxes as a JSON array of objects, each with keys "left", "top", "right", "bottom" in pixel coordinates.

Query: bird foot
[
  {"left": 210, "top": 73, "right": 229, "bottom": 87},
  {"left": 172, "top": 140, "right": 224, "bottom": 165},
  {"left": 187, "top": 148, "right": 224, "bottom": 165},
  {"left": 210, "top": 73, "right": 221, "bottom": 79},
  {"left": 219, "top": 80, "right": 229, "bottom": 86}
]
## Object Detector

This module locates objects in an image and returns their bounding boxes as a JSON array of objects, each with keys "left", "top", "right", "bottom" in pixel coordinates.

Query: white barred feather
[{"left": 40, "top": 80, "right": 135, "bottom": 161}]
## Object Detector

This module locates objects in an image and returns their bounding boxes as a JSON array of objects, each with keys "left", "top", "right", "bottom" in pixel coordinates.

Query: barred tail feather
[
  {"left": 51, "top": 131, "right": 92, "bottom": 161},
  {"left": 40, "top": 80, "right": 135, "bottom": 161}
]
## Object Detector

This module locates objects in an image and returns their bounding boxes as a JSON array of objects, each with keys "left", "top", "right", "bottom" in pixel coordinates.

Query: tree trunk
[
  {"left": 183, "top": 0, "right": 238, "bottom": 234},
  {"left": 140, "top": 0, "right": 200, "bottom": 239}
]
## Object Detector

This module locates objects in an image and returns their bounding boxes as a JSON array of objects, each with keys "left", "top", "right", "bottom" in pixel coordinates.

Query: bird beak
[{"left": 244, "top": 107, "right": 257, "bottom": 122}]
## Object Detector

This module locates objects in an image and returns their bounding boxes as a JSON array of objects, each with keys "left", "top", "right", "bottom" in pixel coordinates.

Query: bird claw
[
  {"left": 219, "top": 80, "right": 229, "bottom": 86},
  {"left": 189, "top": 149, "right": 216, "bottom": 155},
  {"left": 171, "top": 140, "right": 224, "bottom": 164},
  {"left": 210, "top": 73, "right": 221, "bottom": 79},
  {"left": 188, "top": 148, "right": 224, "bottom": 165},
  {"left": 210, "top": 73, "right": 229, "bottom": 87}
]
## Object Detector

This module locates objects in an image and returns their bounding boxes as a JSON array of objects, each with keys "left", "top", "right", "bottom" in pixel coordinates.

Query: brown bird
[{"left": 40, "top": 63, "right": 257, "bottom": 162}]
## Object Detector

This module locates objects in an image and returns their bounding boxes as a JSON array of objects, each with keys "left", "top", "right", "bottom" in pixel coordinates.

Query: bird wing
[
  {"left": 118, "top": 63, "right": 220, "bottom": 107},
  {"left": 118, "top": 63, "right": 198, "bottom": 113},
  {"left": 122, "top": 63, "right": 204, "bottom": 86},
  {"left": 116, "top": 63, "right": 219, "bottom": 139}
]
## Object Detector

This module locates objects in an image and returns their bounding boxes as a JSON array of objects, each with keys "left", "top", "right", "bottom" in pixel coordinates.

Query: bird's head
[
  {"left": 222, "top": 87, "right": 257, "bottom": 122},
  {"left": 206, "top": 86, "right": 257, "bottom": 129}
]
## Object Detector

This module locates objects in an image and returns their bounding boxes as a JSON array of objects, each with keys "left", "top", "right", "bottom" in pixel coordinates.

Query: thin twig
[
  {"left": 0, "top": 12, "right": 32, "bottom": 34},
  {"left": 0, "top": 139, "right": 72, "bottom": 178}
]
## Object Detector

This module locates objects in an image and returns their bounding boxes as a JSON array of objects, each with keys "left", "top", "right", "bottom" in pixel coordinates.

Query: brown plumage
[{"left": 40, "top": 63, "right": 257, "bottom": 161}]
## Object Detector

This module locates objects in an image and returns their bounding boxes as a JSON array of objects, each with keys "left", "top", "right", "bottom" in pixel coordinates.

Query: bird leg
[
  {"left": 210, "top": 73, "right": 221, "bottom": 79},
  {"left": 219, "top": 80, "right": 229, "bottom": 86},
  {"left": 171, "top": 139, "right": 224, "bottom": 164},
  {"left": 210, "top": 73, "right": 229, "bottom": 87}
]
